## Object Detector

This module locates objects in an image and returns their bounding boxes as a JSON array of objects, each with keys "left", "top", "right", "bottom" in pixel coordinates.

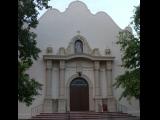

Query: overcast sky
[{"left": 38, "top": 0, "right": 140, "bottom": 29}]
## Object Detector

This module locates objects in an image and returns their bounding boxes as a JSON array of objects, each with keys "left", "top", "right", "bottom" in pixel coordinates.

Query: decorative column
[
  {"left": 94, "top": 61, "right": 102, "bottom": 112},
  {"left": 106, "top": 61, "right": 116, "bottom": 112},
  {"left": 106, "top": 61, "right": 113, "bottom": 96},
  {"left": 58, "top": 60, "right": 66, "bottom": 112},
  {"left": 44, "top": 60, "right": 53, "bottom": 113}
]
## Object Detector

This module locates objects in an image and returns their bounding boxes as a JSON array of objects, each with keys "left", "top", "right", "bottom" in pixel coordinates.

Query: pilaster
[
  {"left": 58, "top": 60, "right": 66, "bottom": 112},
  {"left": 106, "top": 61, "right": 117, "bottom": 112},
  {"left": 44, "top": 60, "right": 53, "bottom": 112},
  {"left": 106, "top": 61, "right": 113, "bottom": 96},
  {"left": 94, "top": 61, "right": 102, "bottom": 112}
]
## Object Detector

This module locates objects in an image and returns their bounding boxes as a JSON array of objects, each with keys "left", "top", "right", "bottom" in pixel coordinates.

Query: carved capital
[
  {"left": 106, "top": 61, "right": 112, "bottom": 70},
  {"left": 94, "top": 61, "right": 100, "bottom": 70},
  {"left": 60, "top": 60, "right": 65, "bottom": 69},
  {"left": 46, "top": 60, "right": 52, "bottom": 69}
]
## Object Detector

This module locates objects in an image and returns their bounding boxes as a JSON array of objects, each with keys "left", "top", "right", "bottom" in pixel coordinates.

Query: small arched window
[{"left": 75, "top": 40, "right": 83, "bottom": 54}]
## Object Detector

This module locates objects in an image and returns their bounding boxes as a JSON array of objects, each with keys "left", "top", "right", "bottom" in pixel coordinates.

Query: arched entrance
[{"left": 70, "top": 78, "right": 89, "bottom": 111}]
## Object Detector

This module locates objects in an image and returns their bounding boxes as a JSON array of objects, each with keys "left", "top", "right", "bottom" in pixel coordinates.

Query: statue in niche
[{"left": 75, "top": 40, "right": 83, "bottom": 54}]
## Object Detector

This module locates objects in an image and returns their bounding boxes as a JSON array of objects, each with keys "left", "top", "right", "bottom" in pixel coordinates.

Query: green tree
[
  {"left": 114, "top": 5, "right": 140, "bottom": 101},
  {"left": 18, "top": 0, "right": 50, "bottom": 106}
]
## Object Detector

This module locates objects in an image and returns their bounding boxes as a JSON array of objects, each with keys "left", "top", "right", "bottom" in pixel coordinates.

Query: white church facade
[{"left": 18, "top": 1, "right": 140, "bottom": 119}]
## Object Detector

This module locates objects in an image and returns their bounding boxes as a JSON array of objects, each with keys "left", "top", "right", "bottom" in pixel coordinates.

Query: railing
[
  {"left": 116, "top": 103, "right": 128, "bottom": 113},
  {"left": 31, "top": 104, "right": 44, "bottom": 117}
]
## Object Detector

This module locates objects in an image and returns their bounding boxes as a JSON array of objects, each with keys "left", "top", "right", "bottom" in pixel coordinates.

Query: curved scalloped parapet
[
  {"left": 66, "top": 0, "right": 89, "bottom": 11},
  {"left": 38, "top": 1, "right": 121, "bottom": 29},
  {"left": 36, "top": 0, "right": 122, "bottom": 57}
]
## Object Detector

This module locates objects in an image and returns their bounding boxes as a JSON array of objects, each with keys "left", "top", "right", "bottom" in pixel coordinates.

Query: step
[{"left": 29, "top": 112, "right": 139, "bottom": 120}]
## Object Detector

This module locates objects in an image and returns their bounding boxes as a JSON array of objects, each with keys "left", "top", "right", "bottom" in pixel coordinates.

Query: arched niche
[{"left": 66, "top": 35, "right": 92, "bottom": 55}]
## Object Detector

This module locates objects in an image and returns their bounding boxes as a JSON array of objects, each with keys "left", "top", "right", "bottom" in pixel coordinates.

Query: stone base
[
  {"left": 94, "top": 98, "right": 102, "bottom": 112},
  {"left": 58, "top": 99, "right": 66, "bottom": 112},
  {"left": 43, "top": 98, "right": 53, "bottom": 113},
  {"left": 52, "top": 99, "right": 58, "bottom": 112},
  {"left": 107, "top": 96, "right": 117, "bottom": 112}
]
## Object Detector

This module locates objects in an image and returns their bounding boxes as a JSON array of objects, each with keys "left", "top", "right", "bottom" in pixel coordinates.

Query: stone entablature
[{"left": 43, "top": 54, "right": 114, "bottom": 61}]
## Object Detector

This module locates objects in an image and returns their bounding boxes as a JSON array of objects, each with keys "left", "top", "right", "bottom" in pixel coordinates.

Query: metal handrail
[{"left": 31, "top": 104, "right": 44, "bottom": 117}]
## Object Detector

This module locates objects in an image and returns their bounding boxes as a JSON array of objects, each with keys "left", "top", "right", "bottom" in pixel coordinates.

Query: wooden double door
[{"left": 70, "top": 78, "right": 89, "bottom": 111}]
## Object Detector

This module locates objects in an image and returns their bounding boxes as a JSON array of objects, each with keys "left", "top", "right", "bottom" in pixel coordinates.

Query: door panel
[{"left": 70, "top": 78, "right": 89, "bottom": 111}]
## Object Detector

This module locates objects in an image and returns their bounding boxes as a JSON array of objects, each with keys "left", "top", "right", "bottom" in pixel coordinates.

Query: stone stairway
[{"left": 29, "top": 112, "right": 140, "bottom": 120}]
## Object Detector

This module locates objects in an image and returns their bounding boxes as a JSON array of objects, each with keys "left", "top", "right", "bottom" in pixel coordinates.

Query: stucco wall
[{"left": 18, "top": 1, "right": 139, "bottom": 118}]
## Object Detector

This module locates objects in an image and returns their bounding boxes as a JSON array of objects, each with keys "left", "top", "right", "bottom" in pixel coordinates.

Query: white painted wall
[{"left": 18, "top": 1, "right": 139, "bottom": 118}]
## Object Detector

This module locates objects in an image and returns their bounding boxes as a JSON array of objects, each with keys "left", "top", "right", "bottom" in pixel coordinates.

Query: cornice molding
[{"left": 43, "top": 53, "right": 115, "bottom": 61}]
